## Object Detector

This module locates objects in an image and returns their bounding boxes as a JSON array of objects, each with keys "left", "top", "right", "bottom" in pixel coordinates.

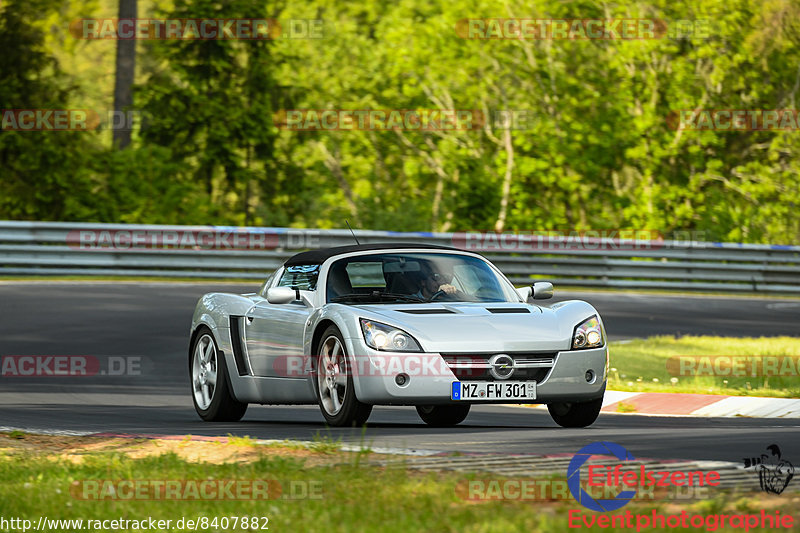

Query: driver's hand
[{"left": 438, "top": 284, "right": 457, "bottom": 294}]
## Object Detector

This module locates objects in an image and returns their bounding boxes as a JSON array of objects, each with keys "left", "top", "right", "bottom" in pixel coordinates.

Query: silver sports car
[{"left": 189, "top": 243, "right": 608, "bottom": 427}]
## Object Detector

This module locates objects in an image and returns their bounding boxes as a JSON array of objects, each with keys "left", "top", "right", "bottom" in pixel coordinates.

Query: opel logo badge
[{"left": 488, "top": 354, "right": 515, "bottom": 380}]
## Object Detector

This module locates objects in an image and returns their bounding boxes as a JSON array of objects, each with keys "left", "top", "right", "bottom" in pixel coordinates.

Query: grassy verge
[
  {"left": 556, "top": 286, "right": 800, "bottom": 300},
  {"left": 609, "top": 336, "right": 800, "bottom": 397},
  {"left": 0, "top": 433, "right": 797, "bottom": 533},
  {"left": 0, "top": 276, "right": 259, "bottom": 284}
]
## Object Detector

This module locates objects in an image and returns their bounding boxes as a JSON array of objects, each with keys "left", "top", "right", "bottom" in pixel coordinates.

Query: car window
[
  {"left": 258, "top": 271, "right": 277, "bottom": 297},
  {"left": 278, "top": 264, "right": 320, "bottom": 290},
  {"left": 452, "top": 263, "right": 504, "bottom": 298},
  {"left": 326, "top": 253, "right": 519, "bottom": 303},
  {"left": 452, "top": 264, "right": 480, "bottom": 293}
]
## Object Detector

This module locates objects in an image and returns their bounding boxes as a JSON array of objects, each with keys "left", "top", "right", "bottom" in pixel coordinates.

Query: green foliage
[
  {"left": 134, "top": 0, "right": 281, "bottom": 225},
  {"left": 609, "top": 335, "right": 800, "bottom": 397},
  {"left": 0, "top": 0, "right": 103, "bottom": 221},
  {"left": 2, "top": 0, "right": 799, "bottom": 244}
]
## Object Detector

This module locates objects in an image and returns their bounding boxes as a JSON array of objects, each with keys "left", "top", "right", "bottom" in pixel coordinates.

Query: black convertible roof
[{"left": 284, "top": 243, "right": 460, "bottom": 266}]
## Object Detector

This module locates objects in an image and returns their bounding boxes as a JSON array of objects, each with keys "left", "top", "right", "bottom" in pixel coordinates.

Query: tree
[
  {"left": 112, "top": 0, "right": 137, "bottom": 149},
  {"left": 0, "top": 0, "right": 100, "bottom": 221}
]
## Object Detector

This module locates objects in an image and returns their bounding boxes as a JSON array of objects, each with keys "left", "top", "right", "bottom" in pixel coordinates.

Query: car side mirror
[
  {"left": 516, "top": 282, "right": 554, "bottom": 302},
  {"left": 516, "top": 286, "right": 532, "bottom": 301},
  {"left": 266, "top": 286, "right": 297, "bottom": 304},
  {"left": 532, "top": 282, "right": 554, "bottom": 300}
]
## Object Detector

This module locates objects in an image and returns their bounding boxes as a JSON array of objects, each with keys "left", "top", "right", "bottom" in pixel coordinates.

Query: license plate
[{"left": 451, "top": 381, "right": 536, "bottom": 400}]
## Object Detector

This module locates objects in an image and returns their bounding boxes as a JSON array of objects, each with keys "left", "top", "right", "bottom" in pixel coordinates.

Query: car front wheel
[
  {"left": 416, "top": 404, "right": 471, "bottom": 427},
  {"left": 190, "top": 327, "right": 248, "bottom": 422},
  {"left": 315, "top": 326, "right": 372, "bottom": 427}
]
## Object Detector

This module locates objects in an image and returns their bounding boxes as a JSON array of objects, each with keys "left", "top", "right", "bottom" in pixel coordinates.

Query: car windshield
[{"left": 325, "top": 252, "right": 521, "bottom": 304}]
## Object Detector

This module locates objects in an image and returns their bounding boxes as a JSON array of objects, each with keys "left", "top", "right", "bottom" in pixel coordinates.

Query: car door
[
  {"left": 243, "top": 300, "right": 310, "bottom": 378},
  {"left": 243, "top": 264, "right": 319, "bottom": 378}
]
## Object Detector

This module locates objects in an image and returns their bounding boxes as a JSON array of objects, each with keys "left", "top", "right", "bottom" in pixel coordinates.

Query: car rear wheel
[
  {"left": 191, "top": 328, "right": 248, "bottom": 422},
  {"left": 547, "top": 396, "right": 603, "bottom": 428},
  {"left": 315, "top": 326, "right": 372, "bottom": 427},
  {"left": 416, "top": 405, "right": 471, "bottom": 427}
]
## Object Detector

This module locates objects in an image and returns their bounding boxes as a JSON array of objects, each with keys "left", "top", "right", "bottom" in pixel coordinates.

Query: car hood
[{"left": 351, "top": 302, "right": 590, "bottom": 352}]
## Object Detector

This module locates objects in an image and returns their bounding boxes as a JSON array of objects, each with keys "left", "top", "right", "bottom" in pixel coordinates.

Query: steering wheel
[{"left": 428, "top": 289, "right": 448, "bottom": 301}]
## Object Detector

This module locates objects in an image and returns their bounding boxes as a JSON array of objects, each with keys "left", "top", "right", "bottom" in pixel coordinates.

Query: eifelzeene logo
[
  {"left": 568, "top": 442, "right": 721, "bottom": 512},
  {"left": 568, "top": 442, "right": 637, "bottom": 512},
  {"left": 743, "top": 444, "right": 795, "bottom": 495}
]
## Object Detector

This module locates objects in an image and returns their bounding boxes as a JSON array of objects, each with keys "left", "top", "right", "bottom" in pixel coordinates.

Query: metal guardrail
[{"left": 1, "top": 221, "right": 799, "bottom": 293}]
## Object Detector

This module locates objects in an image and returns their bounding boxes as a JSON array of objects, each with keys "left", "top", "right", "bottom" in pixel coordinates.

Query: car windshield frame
[{"left": 324, "top": 252, "right": 522, "bottom": 304}]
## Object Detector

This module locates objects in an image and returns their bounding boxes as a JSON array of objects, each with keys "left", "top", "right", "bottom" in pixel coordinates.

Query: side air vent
[
  {"left": 229, "top": 316, "right": 250, "bottom": 376},
  {"left": 486, "top": 308, "right": 530, "bottom": 314},
  {"left": 398, "top": 309, "right": 456, "bottom": 314}
]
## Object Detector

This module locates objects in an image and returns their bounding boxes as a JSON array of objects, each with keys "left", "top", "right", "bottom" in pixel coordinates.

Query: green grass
[
  {"left": 226, "top": 434, "right": 259, "bottom": 448},
  {"left": 555, "top": 286, "right": 800, "bottom": 300},
  {"left": 308, "top": 432, "right": 344, "bottom": 454},
  {"left": 0, "top": 276, "right": 259, "bottom": 283},
  {"left": 615, "top": 401, "right": 637, "bottom": 413},
  {"left": 0, "top": 440, "right": 797, "bottom": 533},
  {"left": 609, "top": 336, "right": 800, "bottom": 397}
]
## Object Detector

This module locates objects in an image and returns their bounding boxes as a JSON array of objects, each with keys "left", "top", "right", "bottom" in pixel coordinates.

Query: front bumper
[{"left": 345, "top": 336, "right": 608, "bottom": 405}]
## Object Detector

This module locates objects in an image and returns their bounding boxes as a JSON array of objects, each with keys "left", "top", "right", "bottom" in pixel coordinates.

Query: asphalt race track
[{"left": 1, "top": 281, "right": 798, "bottom": 463}]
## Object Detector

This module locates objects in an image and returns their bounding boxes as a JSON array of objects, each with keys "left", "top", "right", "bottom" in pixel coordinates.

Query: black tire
[
  {"left": 547, "top": 396, "right": 603, "bottom": 428},
  {"left": 190, "top": 327, "right": 248, "bottom": 422},
  {"left": 314, "top": 326, "right": 372, "bottom": 427},
  {"left": 416, "top": 404, "right": 471, "bottom": 427}
]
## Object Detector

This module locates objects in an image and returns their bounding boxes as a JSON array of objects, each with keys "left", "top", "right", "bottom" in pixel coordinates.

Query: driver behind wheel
[{"left": 411, "top": 263, "right": 457, "bottom": 300}]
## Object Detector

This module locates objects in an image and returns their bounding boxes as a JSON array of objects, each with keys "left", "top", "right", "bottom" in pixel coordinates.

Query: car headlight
[
  {"left": 360, "top": 319, "right": 423, "bottom": 352},
  {"left": 572, "top": 315, "right": 604, "bottom": 349}
]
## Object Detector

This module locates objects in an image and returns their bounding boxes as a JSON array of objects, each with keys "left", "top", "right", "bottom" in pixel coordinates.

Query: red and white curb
[
  {"left": 521, "top": 390, "right": 800, "bottom": 418},
  {"left": 604, "top": 391, "right": 800, "bottom": 418}
]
